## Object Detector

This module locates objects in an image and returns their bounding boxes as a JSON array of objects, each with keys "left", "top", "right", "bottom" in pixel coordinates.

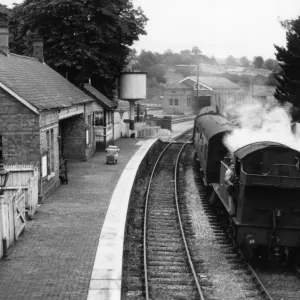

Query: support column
[{"left": 129, "top": 101, "right": 135, "bottom": 130}]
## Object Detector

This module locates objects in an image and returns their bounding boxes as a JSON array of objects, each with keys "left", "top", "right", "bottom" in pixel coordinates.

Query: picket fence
[{"left": 0, "top": 165, "right": 39, "bottom": 258}]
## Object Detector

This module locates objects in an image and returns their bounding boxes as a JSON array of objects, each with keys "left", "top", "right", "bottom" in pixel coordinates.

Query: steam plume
[{"left": 222, "top": 99, "right": 300, "bottom": 153}]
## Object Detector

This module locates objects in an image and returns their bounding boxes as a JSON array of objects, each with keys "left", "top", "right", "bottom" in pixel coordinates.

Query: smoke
[{"left": 223, "top": 99, "right": 300, "bottom": 153}]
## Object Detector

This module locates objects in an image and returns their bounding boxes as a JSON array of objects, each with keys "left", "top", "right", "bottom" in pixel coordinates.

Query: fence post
[{"left": 0, "top": 194, "right": 8, "bottom": 257}]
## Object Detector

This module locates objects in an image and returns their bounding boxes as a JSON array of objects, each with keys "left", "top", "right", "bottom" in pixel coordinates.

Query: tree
[
  {"left": 191, "top": 46, "right": 202, "bottom": 64},
  {"left": 274, "top": 17, "right": 300, "bottom": 110},
  {"left": 226, "top": 55, "right": 237, "bottom": 66},
  {"left": 240, "top": 56, "right": 249, "bottom": 67},
  {"left": 253, "top": 56, "right": 264, "bottom": 68},
  {"left": 147, "top": 64, "right": 166, "bottom": 84},
  {"left": 191, "top": 46, "right": 201, "bottom": 56},
  {"left": 266, "top": 73, "right": 277, "bottom": 86},
  {"left": 0, "top": 4, "right": 10, "bottom": 21},
  {"left": 138, "top": 50, "right": 160, "bottom": 69},
  {"left": 9, "top": 0, "right": 148, "bottom": 98}
]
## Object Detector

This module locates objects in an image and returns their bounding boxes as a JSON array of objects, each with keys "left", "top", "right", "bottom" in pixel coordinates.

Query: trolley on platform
[{"left": 105, "top": 145, "right": 120, "bottom": 164}]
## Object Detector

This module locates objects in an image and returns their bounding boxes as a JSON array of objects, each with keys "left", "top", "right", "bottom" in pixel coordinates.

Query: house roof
[
  {"left": 165, "top": 82, "right": 190, "bottom": 89},
  {"left": 0, "top": 52, "right": 93, "bottom": 112},
  {"left": 84, "top": 84, "right": 117, "bottom": 110},
  {"left": 182, "top": 76, "right": 240, "bottom": 90}
]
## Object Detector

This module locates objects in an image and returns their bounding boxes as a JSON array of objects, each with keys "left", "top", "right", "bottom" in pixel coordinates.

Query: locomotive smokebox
[{"left": 119, "top": 72, "right": 147, "bottom": 135}]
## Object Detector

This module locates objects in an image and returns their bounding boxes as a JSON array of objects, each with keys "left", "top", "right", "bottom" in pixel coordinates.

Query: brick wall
[
  {"left": 163, "top": 88, "right": 193, "bottom": 115},
  {"left": 0, "top": 88, "right": 40, "bottom": 165}
]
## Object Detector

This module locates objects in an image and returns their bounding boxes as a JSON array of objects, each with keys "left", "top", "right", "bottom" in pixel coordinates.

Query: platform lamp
[{"left": 0, "top": 160, "right": 9, "bottom": 196}]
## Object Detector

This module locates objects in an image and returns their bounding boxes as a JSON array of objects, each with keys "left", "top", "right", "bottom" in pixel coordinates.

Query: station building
[
  {"left": 163, "top": 76, "right": 242, "bottom": 115},
  {"left": 83, "top": 83, "right": 118, "bottom": 150},
  {"left": 0, "top": 22, "right": 96, "bottom": 200}
]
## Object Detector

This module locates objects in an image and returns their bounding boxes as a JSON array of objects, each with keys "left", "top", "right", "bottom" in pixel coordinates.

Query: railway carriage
[{"left": 194, "top": 106, "right": 300, "bottom": 261}]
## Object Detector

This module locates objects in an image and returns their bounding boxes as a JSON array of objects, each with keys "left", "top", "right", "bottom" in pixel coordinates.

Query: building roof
[
  {"left": 165, "top": 82, "right": 190, "bottom": 89},
  {"left": 184, "top": 76, "right": 240, "bottom": 90},
  {"left": 84, "top": 84, "right": 117, "bottom": 110},
  {"left": 0, "top": 52, "right": 93, "bottom": 112}
]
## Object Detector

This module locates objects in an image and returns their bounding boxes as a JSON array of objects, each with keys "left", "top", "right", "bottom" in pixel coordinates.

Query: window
[
  {"left": 42, "top": 129, "right": 55, "bottom": 179},
  {"left": 86, "top": 114, "right": 93, "bottom": 145},
  {"left": 187, "top": 98, "right": 191, "bottom": 107},
  {"left": 174, "top": 99, "right": 178, "bottom": 107},
  {"left": 94, "top": 111, "right": 104, "bottom": 126},
  {"left": 46, "top": 131, "right": 50, "bottom": 176},
  {"left": 107, "top": 111, "right": 111, "bottom": 124},
  {"left": 171, "top": 90, "right": 176, "bottom": 94},
  {"left": 169, "top": 99, "right": 173, "bottom": 106},
  {"left": 50, "top": 129, "right": 54, "bottom": 172}
]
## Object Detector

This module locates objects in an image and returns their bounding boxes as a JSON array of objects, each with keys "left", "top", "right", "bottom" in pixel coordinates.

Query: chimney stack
[
  {"left": 0, "top": 21, "right": 9, "bottom": 55},
  {"left": 32, "top": 36, "right": 44, "bottom": 62}
]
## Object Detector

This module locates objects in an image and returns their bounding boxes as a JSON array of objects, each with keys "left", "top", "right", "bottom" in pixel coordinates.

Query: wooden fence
[
  {"left": 0, "top": 188, "right": 26, "bottom": 258},
  {"left": 5, "top": 164, "right": 39, "bottom": 218},
  {"left": 0, "top": 165, "right": 39, "bottom": 258}
]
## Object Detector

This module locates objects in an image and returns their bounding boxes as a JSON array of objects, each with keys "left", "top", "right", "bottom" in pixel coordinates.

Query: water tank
[{"left": 119, "top": 72, "right": 147, "bottom": 100}]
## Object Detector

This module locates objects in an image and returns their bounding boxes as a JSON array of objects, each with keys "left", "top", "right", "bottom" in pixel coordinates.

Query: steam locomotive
[{"left": 193, "top": 106, "right": 300, "bottom": 261}]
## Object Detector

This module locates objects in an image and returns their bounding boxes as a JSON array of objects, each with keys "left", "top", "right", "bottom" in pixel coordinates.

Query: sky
[
  {"left": 132, "top": 0, "right": 300, "bottom": 59},
  {"left": 2, "top": 0, "right": 300, "bottom": 60}
]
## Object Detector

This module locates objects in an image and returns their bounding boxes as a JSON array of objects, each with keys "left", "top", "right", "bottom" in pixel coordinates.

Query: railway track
[
  {"left": 195, "top": 163, "right": 300, "bottom": 300},
  {"left": 246, "top": 263, "right": 300, "bottom": 300},
  {"left": 143, "top": 129, "right": 205, "bottom": 300}
]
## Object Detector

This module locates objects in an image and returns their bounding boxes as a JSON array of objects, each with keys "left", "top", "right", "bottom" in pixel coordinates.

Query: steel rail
[
  {"left": 143, "top": 128, "right": 194, "bottom": 300},
  {"left": 174, "top": 135, "right": 206, "bottom": 299},
  {"left": 246, "top": 263, "right": 274, "bottom": 300}
]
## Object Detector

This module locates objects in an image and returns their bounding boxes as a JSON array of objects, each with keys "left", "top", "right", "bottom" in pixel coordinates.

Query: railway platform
[{"left": 0, "top": 122, "right": 193, "bottom": 300}]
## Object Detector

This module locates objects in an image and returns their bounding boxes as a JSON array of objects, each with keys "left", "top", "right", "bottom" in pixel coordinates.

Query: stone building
[
  {"left": 163, "top": 76, "right": 242, "bottom": 115},
  {"left": 0, "top": 22, "right": 96, "bottom": 200}
]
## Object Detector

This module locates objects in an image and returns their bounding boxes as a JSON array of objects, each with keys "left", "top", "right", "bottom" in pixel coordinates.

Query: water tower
[{"left": 119, "top": 72, "right": 147, "bottom": 136}]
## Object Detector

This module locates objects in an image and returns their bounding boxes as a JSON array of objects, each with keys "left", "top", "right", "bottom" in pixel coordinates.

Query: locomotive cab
[{"left": 219, "top": 142, "right": 300, "bottom": 252}]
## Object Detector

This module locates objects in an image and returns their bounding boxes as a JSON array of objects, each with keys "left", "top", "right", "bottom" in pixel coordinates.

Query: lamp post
[
  {"left": 0, "top": 160, "right": 9, "bottom": 258},
  {"left": 0, "top": 161, "right": 9, "bottom": 196}
]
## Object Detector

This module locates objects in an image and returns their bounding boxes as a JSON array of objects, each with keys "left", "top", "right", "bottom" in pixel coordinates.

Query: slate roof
[
  {"left": 0, "top": 52, "right": 93, "bottom": 111},
  {"left": 164, "top": 82, "right": 190, "bottom": 89},
  {"left": 186, "top": 76, "right": 240, "bottom": 90},
  {"left": 83, "top": 84, "right": 117, "bottom": 110}
]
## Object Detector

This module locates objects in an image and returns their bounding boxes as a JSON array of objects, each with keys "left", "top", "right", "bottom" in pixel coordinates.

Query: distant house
[
  {"left": 163, "top": 76, "right": 242, "bottom": 115},
  {"left": 0, "top": 22, "right": 95, "bottom": 200},
  {"left": 163, "top": 82, "right": 193, "bottom": 115},
  {"left": 252, "top": 85, "right": 276, "bottom": 103},
  {"left": 83, "top": 84, "right": 118, "bottom": 150}
]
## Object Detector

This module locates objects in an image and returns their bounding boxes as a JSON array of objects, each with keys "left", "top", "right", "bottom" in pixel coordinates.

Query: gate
[{"left": 12, "top": 189, "right": 26, "bottom": 241}]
